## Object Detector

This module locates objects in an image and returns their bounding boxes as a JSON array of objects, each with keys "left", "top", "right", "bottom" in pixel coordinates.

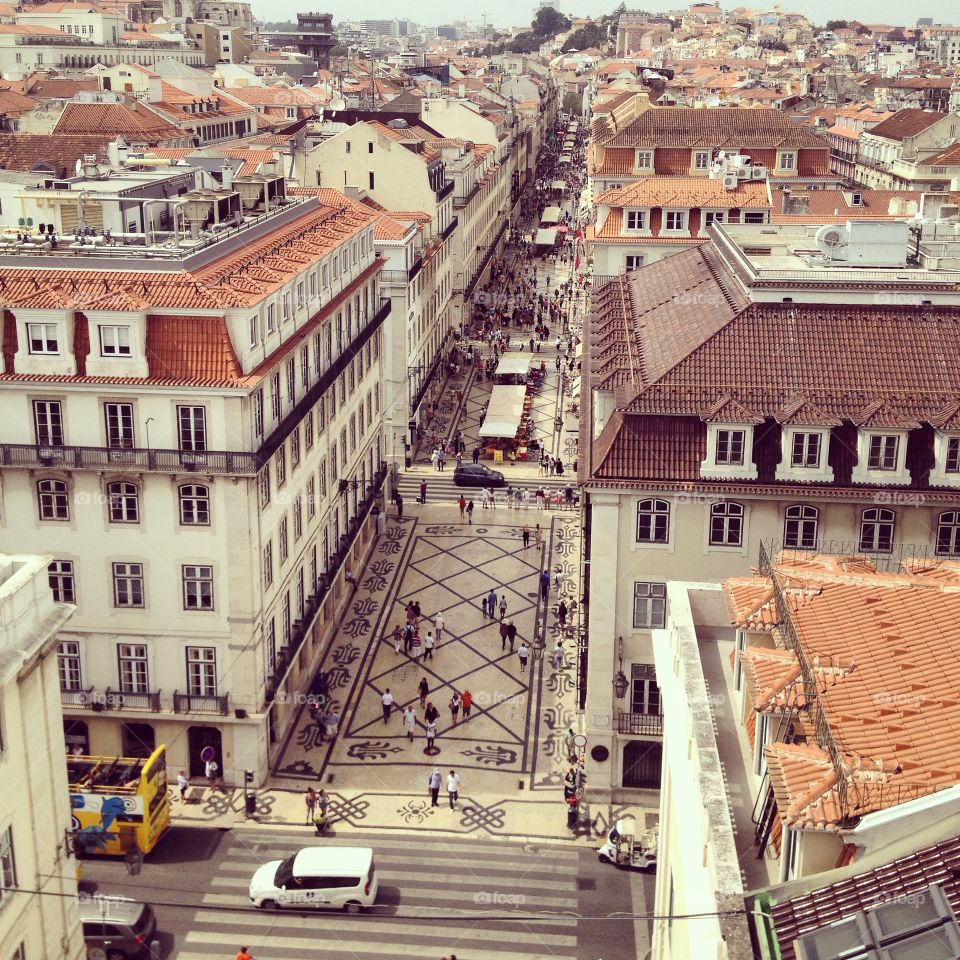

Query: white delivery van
[{"left": 249, "top": 846, "right": 378, "bottom": 912}]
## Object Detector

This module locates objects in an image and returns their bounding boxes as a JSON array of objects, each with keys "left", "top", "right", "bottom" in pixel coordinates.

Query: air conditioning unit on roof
[{"left": 722, "top": 174, "right": 738, "bottom": 190}]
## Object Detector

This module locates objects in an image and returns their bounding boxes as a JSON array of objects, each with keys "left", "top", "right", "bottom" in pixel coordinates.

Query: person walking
[
  {"left": 522, "top": 525, "right": 531, "bottom": 549},
  {"left": 236, "top": 947, "right": 254, "bottom": 960},
  {"left": 488, "top": 588, "right": 498, "bottom": 618},
  {"left": 438, "top": 448, "right": 445, "bottom": 471},
  {"left": 518, "top": 641, "right": 530, "bottom": 675},
  {"left": 427, "top": 767, "right": 442, "bottom": 806},
  {"left": 461, "top": 689, "right": 473, "bottom": 721},
  {"left": 449, "top": 692, "right": 461, "bottom": 725},
  {"left": 403, "top": 705, "right": 417, "bottom": 741},
  {"left": 396, "top": 493, "right": 403, "bottom": 518},
  {"left": 534, "top": 523, "right": 543, "bottom": 548},
  {"left": 304, "top": 787, "right": 317, "bottom": 825},
  {"left": 381, "top": 688, "right": 395, "bottom": 723},
  {"left": 424, "top": 631, "right": 435, "bottom": 659},
  {"left": 539, "top": 569, "right": 550, "bottom": 601},
  {"left": 325, "top": 707, "right": 339, "bottom": 740},
  {"left": 472, "top": 446, "right": 481, "bottom": 465},
  {"left": 447, "top": 769, "right": 461, "bottom": 810},
  {"left": 466, "top": 499, "right": 474, "bottom": 524},
  {"left": 481, "top": 595, "right": 489, "bottom": 618},
  {"left": 425, "top": 720, "right": 438, "bottom": 752},
  {"left": 393, "top": 624, "right": 403, "bottom": 654},
  {"left": 552, "top": 640, "right": 565, "bottom": 671},
  {"left": 558, "top": 599, "right": 568, "bottom": 627},
  {"left": 205, "top": 756, "right": 223, "bottom": 792},
  {"left": 404, "top": 622, "right": 414, "bottom": 654},
  {"left": 419, "top": 479, "right": 427, "bottom": 503},
  {"left": 177, "top": 769, "right": 189, "bottom": 803},
  {"left": 458, "top": 495, "right": 466, "bottom": 520},
  {"left": 499, "top": 617, "right": 509, "bottom": 651},
  {"left": 499, "top": 595, "right": 508, "bottom": 620},
  {"left": 418, "top": 677, "right": 429, "bottom": 708},
  {"left": 506, "top": 619, "right": 517, "bottom": 651},
  {"left": 434, "top": 610, "right": 444, "bottom": 641},
  {"left": 424, "top": 701, "right": 439, "bottom": 725},
  {"left": 522, "top": 488, "right": 530, "bottom": 510}
]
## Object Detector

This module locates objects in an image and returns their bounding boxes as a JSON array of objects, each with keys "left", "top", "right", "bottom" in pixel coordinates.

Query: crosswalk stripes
[
  {"left": 174, "top": 829, "right": 584, "bottom": 960},
  {"left": 394, "top": 473, "right": 576, "bottom": 507}
]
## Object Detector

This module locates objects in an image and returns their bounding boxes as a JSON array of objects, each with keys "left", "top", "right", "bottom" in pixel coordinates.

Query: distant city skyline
[{"left": 255, "top": 1, "right": 958, "bottom": 30}]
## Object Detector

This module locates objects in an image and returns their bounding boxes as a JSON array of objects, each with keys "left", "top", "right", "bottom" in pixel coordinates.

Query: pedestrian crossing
[
  {"left": 175, "top": 829, "right": 586, "bottom": 960},
  {"left": 394, "top": 472, "right": 577, "bottom": 506}
]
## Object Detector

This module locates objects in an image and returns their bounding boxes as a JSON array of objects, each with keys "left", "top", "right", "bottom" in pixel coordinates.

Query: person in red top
[
  {"left": 461, "top": 689, "right": 474, "bottom": 721},
  {"left": 236, "top": 948, "right": 254, "bottom": 960}
]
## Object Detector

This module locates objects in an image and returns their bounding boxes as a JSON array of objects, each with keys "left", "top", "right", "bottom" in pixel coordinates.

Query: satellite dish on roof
[{"left": 388, "top": 118, "right": 409, "bottom": 128}]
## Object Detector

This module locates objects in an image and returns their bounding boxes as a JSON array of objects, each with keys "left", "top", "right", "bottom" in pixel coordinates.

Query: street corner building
[{"left": 0, "top": 173, "right": 394, "bottom": 786}]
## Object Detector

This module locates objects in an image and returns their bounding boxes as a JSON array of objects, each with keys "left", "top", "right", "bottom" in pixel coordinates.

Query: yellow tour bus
[{"left": 68, "top": 744, "right": 171, "bottom": 857}]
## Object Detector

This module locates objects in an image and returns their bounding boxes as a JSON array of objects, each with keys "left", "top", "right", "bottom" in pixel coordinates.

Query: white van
[{"left": 249, "top": 846, "right": 378, "bottom": 913}]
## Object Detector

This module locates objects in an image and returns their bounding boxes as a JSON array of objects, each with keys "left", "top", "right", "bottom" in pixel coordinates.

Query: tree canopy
[
  {"left": 825, "top": 19, "right": 848, "bottom": 31},
  {"left": 531, "top": 6, "right": 571, "bottom": 37},
  {"left": 562, "top": 22, "right": 607, "bottom": 52}
]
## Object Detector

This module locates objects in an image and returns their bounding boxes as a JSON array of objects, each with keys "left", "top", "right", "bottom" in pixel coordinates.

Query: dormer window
[
  {"left": 99, "top": 325, "right": 131, "bottom": 357},
  {"left": 791, "top": 432, "right": 821, "bottom": 468},
  {"left": 635, "top": 150, "right": 653, "bottom": 169},
  {"left": 776, "top": 426, "right": 834, "bottom": 483},
  {"left": 778, "top": 150, "right": 796, "bottom": 171},
  {"left": 867, "top": 434, "right": 898, "bottom": 470},
  {"left": 928, "top": 431, "right": 960, "bottom": 488},
  {"left": 851, "top": 429, "right": 911, "bottom": 486},
  {"left": 663, "top": 210, "right": 688, "bottom": 232},
  {"left": 693, "top": 150, "right": 710, "bottom": 170},
  {"left": 625, "top": 210, "right": 647, "bottom": 231},
  {"left": 28, "top": 322, "right": 59, "bottom": 355},
  {"left": 717, "top": 429, "right": 745, "bottom": 465}
]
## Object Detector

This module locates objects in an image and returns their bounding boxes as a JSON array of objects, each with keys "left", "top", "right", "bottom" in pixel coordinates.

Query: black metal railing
[
  {"left": 408, "top": 256, "right": 423, "bottom": 283},
  {"left": 103, "top": 688, "right": 162, "bottom": 712},
  {"left": 440, "top": 217, "right": 458, "bottom": 242},
  {"left": 464, "top": 219, "right": 509, "bottom": 302},
  {"left": 265, "top": 462, "right": 387, "bottom": 704},
  {"left": 436, "top": 180, "right": 455, "bottom": 201},
  {"left": 2, "top": 443, "right": 258, "bottom": 476},
  {"left": 173, "top": 691, "right": 230, "bottom": 715},
  {"left": 61, "top": 687, "right": 94, "bottom": 709},
  {"left": 409, "top": 349, "right": 444, "bottom": 415},
  {"left": 617, "top": 711, "right": 664, "bottom": 736}
]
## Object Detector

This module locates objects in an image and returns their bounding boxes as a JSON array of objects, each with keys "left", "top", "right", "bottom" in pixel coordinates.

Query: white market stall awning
[
  {"left": 495, "top": 353, "right": 532, "bottom": 377},
  {"left": 535, "top": 227, "right": 558, "bottom": 245},
  {"left": 479, "top": 385, "right": 527, "bottom": 438},
  {"left": 559, "top": 153, "right": 572, "bottom": 164},
  {"left": 550, "top": 179, "right": 566, "bottom": 190},
  {"left": 540, "top": 205, "right": 562, "bottom": 224}
]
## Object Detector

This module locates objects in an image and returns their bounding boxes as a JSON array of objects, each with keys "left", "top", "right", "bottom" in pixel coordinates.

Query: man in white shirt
[
  {"left": 381, "top": 688, "right": 395, "bottom": 723},
  {"left": 434, "top": 611, "right": 444, "bottom": 641},
  {"left": 447, "top": 769, "right": 461, "bottom": 810}
]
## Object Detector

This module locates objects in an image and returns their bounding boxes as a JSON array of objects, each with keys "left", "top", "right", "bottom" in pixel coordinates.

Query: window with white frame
[
  {"left": 33, "top": 400, "right": 63, "bottom": 446},
  {"left": 48, "top": 559, "right": 75, "bottom": 603},
  {"left": 791, "top": 431, "right": 822, "bottom": 468},
  {"left": 104, "top": 402, "right": 134, "bottom": 448},
  {"left": 179, "top": 484, "right": 210, "bottom": 525},
  {"left": 936, "top": 511, "right": 960, "bottom": 556},
  {"left": 113, "top": 562, "right": 145, "bottom": 607},
  {"left": 778, "top": 151, "right": 796, "bottom": 170},
  {"left": 783, "top": 505, "right": 819, "bottom": 549},
  {"left": 625, "top": 255, "right": 644, "bottom": 270},
  {"left": 253, "top": 389, "right": 264, "bottom": 437},
  {"left": 265, "top": 617, "right": 276, "bottom": 676},
  {"left": 306, "top": 476, "right": 316, "bottom": 519},
  {"left": 286, "top": 357, "right": 296, "bottom": 403},
  {"left": 859, "top": 508, "right": 895, "bottom": 553},
  {"left": 709, "top": 501, "right": 744, "bottom": 547},
  {"left": 186, "top": 647, "right": 217, "bottom": 696},
  {"left": 290, "top": 429, "right": 301, "bottom": 471},
  {"left": 625, "top": 210, "right": 646, "bottom": 230},
  {"left": 262, "top": 540, "right": 273, "bottom": 588},
  {"left": 279, "top": 516, "right": 289, "bottom": 564},
  {"left": 868, "top": 434, "right": 899, "bottom": 470},
  {"left": 248, "top": 315, "right": 258, "bottom": 348},
  {"left": 300, "top": 343, "right": 310, "bottom": 388},
  {"left": 663, "top": 210, "right": 687, "bottom": 231},
  {"left": 293, "top": 494, "right": 303, "bottom": 540},
  {"left": 270, "top": 372, "right": 281, "bottom": 418},
  {"left": 99, "top": 325, "right": 131, "bottom": 357},
  {"left": 633, "top": 582, "right": 666, "bottom": 629},
  {"left": 281, "top": 592, "right": 291, "bottom": 645},
  {"left": 117, "top": 643, "right": 148, "bottom": 691},
  {"left": 743, "top": 211, "right": 766, "bottom": 224},
  {"left": 0, "top": 826, "right": 17, "bottom": 903},
  {"left": 58, "top": 640, "right": 82, "bottom": 690},
  {"left": 275, "top": 448, "right": 286, "bottom": 489},
  {"left": 716, "top": 429, "right": 745, "bottom": 465},
  {"left": 27, "top": 322, "right": 58, "bottom": 354},
  {"left": 258, "top": 468, "right": 270, "bottom": 509},
  {"left": 703, "top": 211, "right": 725, "bottom": 228},
  {"left": 177, "top": 406, "right": 206, "bottom": 451},
  {"left": 948, "top": 437, "right": 960, "bottom": 473},
  {"left": 693, "top": 150, "right": 710, "bottom": 169},
  {"left": 37, "top": 478, "right": 69, "bottom": 520},
  {"left": 182, "top": 565, "right": 213, "bottom": 610},
  {"left": 635, "top": 150, "right": 653, "bottom": 169},
  {"left": 107, "top": 481, "right": 139, "bottom": 523},
  {"left": 304, "top": 410, "right": 314, "bottom": 451},
  {"left": 636, "top": 498, "right": 670, "bottom": 544},
  {"left": 631, "top": 662, "right": 662, "bottom": 714},
  {"left": 929, "top": 431, "right": 960, "bottom": 486}
]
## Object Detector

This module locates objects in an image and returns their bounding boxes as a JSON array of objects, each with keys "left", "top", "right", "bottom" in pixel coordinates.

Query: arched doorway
[
  {"left": 622, "top": 740, "right": 662, "bottom": 789},
  {"left": 188, "top": 726, "right": 222, "bottom": 779}
]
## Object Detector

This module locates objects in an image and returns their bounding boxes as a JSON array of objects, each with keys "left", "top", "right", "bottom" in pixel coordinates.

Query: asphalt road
[{"left": 79, "top": 824, "right": 651, "bottom": 960}]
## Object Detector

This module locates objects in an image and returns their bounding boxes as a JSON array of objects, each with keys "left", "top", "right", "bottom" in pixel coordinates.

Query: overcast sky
[{"left": 256, "top": 1, "right": 959, "bottom": 29}]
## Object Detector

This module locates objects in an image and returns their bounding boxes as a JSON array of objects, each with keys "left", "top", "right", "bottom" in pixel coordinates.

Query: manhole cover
[
  {"left": 577, "top": 878, "right": 597, "bottom": 891},
  {"left": 527, "top": 592, "right": 538, "bottom": 598}
]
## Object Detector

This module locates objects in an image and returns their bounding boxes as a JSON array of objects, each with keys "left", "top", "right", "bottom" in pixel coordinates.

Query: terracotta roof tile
[
  {"left": 144, "top": 314, "right": 241, "bottom": 383},
  {"left": 867, "top": 108, "right": 948, "bottom": 141},
  {"left": 0, "top": 132, "right": 113, "bottom": 178},
  {"left": 597, "top": 176, "right": 771, "bottom": 211},
  {"left": 53, "top": 101, "right": 186, "bottom": 143}
]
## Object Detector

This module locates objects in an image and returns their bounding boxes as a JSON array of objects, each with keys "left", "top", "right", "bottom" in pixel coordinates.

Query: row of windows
[
  {"left": 635, "top": 498, "right": 960, "bottom": 556},
  {"left": 36, "top": 480, "right": 209, "bottom": 525},
  {"left": 48, "top": 559, "right": 215, "bottom": 610},
  {"left": 58, "top": 641, "right": 218, "bottom": 697},
  {"left": 621, "top": 209, "right": 766, "bottom": 232},
  {"left": 32, "top": 400, "right": 205, "bottom": 451}
]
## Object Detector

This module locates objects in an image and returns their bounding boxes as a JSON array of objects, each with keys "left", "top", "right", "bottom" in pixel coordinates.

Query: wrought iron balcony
[
  {"left": 103, "top": 688, "right": 162, "bottom": 712},
  {"left": 61, "top": 687, "right": 94, "bottom": 709},
  {"left": 436, "top": 180, "right": 455, "bottom": 202},
  {"left": 173, "top": 691, "right": 230, "bottom": 715},
  {"left": 617, "top": 711, "right": 664, "bottom": 736},
  {"left": 440, "top": 217, "right": 458, "bottom": 242}
]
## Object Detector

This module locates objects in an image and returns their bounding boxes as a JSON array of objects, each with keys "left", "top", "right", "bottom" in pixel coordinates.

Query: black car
[{"left": 453, "top": 464, "right": 506, "bottom": 488}]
